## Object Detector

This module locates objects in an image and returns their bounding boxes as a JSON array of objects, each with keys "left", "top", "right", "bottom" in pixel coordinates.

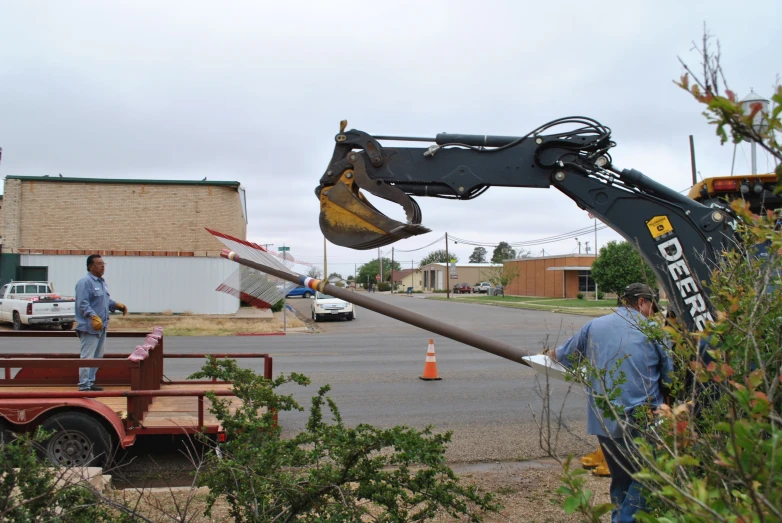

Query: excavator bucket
[{"left": 318, "top": 171, "right": 430, "bottom": 250}]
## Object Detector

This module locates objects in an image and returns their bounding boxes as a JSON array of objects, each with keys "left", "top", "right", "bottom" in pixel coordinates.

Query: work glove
[
  {"left": 90, "top": 314, "right": 104, "bottom": 331},
  {"left": 115, "top": 302, "right": 128, "bottom": 316}
]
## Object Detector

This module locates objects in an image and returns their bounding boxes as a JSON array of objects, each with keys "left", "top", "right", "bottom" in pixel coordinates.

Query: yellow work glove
[
  {"left": 90, "top": 314, "right": 104, "bottom": 331},
  {"left": 115, "top": 302, "right": 128, "bottom": 316}
]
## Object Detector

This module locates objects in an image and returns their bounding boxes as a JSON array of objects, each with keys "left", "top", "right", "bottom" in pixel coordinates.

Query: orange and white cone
[{"left": 420, "top": 339, "right": 442, "bottom": 380}]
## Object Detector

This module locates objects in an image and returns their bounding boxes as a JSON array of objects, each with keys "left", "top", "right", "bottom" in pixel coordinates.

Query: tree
[
  {"left": 346, "top": 275, "right": 355, "bottom": 281},
  {"left": 327, "top": 272, "right": 342, "bottom": 280},
  {"left": 589, "top": 240, "right": 655, "bottom": 296},
  {"left": 357, "top": 257, "right": 400, "bottom": 286},
  {"left": 516, "top": 248, "right": 533, "bottom": 259},
  {"left": 190, "top": 359, "right": 501, "bottom": 521},
  {"left": 485, "top": 264, "right": 519, "bottom": 297},
  {"left": 306, "top": 266, "right": 323, "bottom": 279},
  {"left": 491, "top": 242, "right": 516, "bottom": 263},
  {"left": 419, "top": 249, "right": 458, "bottom": 267},
  {"left": 469, "top": 247, "right": 488, "bottom": 263}
]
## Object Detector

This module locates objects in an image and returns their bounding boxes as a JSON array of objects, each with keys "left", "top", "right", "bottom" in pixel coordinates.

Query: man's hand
[
  {"left": 115, "top": 302, "right": 128, "bottom": 316},
  {"left": 90, "top": 314, "right": 104, "bottom": 331}
]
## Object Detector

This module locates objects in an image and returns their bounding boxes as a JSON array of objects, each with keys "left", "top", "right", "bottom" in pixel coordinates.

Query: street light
[{"left": 739, "top": 90, "right": 770, "bottom": 175}]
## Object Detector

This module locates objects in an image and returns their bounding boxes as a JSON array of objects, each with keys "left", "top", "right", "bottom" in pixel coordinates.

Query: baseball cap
[{"left": 622, "top": 283, "right": 659, "bottom": 312}]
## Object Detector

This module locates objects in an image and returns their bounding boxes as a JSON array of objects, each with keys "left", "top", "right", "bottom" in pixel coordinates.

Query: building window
[{"left": 578, "top": 271, "right": 595, "bottom": 292}]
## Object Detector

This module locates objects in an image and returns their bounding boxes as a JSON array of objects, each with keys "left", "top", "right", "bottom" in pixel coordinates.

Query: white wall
[{"left": 20, "top": 255, "right": 239, "bottom": 314}]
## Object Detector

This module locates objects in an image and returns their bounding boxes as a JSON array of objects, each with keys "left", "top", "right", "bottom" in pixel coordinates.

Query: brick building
[
  {"left": 503, "top": 254, "right": 597, "bottom": 298},
  {"left": 0, "top": 176, "right": 248, "bottom": 313}
]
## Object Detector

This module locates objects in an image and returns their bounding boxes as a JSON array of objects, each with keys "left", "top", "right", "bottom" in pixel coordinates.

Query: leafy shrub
[
  {"left": 576, "top": 292, "right": 584, "bottom": 300},
  {"left": 377, "top": 282, "right": 391, "bottom": 291},
  {"left": 188, "top": 359, "right": 501, "bottom": 521},
  {"left": 271, "top": 299, "right": 284, "bottom": 312}
]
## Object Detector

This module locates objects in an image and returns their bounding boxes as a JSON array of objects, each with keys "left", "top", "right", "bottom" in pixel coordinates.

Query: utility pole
[
  {"left": 323, "top": 238, "right": 327, "bottom": 280},
  {"left": 391, "top": 247, "right": 395, "bottom": 293},
  {"left": 575, "top": 237, "right": 581, "bottom": 254},
  {"left": 585, "top": 241, "right": 590, "bottom": 254},
  {"left": 445, "top": 232, "right": 450, "bottom": 299},
  {"left": 378, "top": 248, "right": 383, "bottom": 282},
  {"left": 261, "top": 243, "right": 274, "bottom": 251},
  {"left": 689, "top": 135, "right": 697, "bottom": 185}
]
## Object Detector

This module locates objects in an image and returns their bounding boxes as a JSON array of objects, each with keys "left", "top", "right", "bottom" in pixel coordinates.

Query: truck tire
[
  {"left": 61, "top": 322, "right": 75, "bottom": 331},
  {"left": 347, "top": 312, "right": 354, "bottom": 321},
  {"left": 12, "top": 312, "right": 24, "bottom": 331},
  {"left": 40, "top": 412, "right": 113, "bottom": 467}
]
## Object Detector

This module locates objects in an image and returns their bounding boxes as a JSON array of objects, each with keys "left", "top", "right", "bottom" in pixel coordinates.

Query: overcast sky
[{"left": 1, "top": 1, "right": 779, "bottom": 277}]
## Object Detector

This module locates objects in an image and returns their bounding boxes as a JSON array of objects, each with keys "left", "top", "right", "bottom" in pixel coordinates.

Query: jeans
[
  {"left": 78, "top": 328, "right": 107, "bottom": 389},
  {"left": 597, "top": 435, "right": 646, "bottom": 523}
]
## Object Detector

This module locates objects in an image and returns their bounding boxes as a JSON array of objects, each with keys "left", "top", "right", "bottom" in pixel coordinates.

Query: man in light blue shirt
[
  {"left": 75, "top": 254, "right": 127, "bottom": 391},
  {"left": 553, "top": 283, "right": 672, "bottom": 523}
]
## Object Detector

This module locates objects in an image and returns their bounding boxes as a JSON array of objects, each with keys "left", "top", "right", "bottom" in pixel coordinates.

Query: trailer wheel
[
  {"left": 61, "top": 322, "right": 75, "bottom": 331},
  {"left": 40, "top": 412, "right": 113, "bottom": 467},
  {"left": 12, "top": 312, "right": 24, "bottom": 331}
]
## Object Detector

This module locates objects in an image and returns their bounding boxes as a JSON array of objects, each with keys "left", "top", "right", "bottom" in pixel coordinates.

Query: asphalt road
[{"left": 1, "top": 293, "right": 596, "bottom": 463}]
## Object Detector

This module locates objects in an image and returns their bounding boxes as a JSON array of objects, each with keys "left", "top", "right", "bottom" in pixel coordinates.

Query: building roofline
[
  {"left": 506, "top": 254, "right": 596, "bottom": 261},
  {"left": 4, "top": 175, "right": 241, "bottom": 188}
]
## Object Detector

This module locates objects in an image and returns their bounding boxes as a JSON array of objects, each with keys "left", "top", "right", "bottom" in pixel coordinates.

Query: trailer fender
[{"left": 0, "top": 399, "right": 134, "bottom": 448}]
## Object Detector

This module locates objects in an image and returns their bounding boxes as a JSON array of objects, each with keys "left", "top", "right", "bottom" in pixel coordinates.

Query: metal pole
[
  {"left": 689, "top": 135, "right": 697, "bottom": 185},
  {"left": 445, "top": 232, "right": 450, "bottom": 299},
  {"left": 220, "top": 249, "right": 531, "bottom": 366},
  {"left": 324, "top": 237, "right": 328, "bottom": 280},
  {"left": 751, "top": 141, "right": 758, "bottom": 175},
  {"left": 594, "top": 218, "right": 598, "bottom": 301}
]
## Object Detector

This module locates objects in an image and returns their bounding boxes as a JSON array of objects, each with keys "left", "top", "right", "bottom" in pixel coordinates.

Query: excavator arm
[{"left": 316, "top": 117, "right": 738, "bottom": 333}]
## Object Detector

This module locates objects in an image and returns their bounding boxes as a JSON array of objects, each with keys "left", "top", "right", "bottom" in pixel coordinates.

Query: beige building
[
  {"left": 415, "top": 263, "right": 501, "bottom": 291},
  {"left": 1, "top": 175, "right": 246, "bottom": 254},
  {"left": 0, "top": 175, "right": 248, "bottom": 313},
  {"left": 504, "top": 254, "right": 596, "bottom": 298}
]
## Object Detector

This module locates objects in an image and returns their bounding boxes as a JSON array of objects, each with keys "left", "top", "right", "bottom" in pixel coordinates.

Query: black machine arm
[{"left": 316, "top": 118, "right": 738, "bottom": 332}]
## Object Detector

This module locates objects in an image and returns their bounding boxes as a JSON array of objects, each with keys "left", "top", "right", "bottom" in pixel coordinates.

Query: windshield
[{"left": 316, "top": 292, "right": 334, "bottom": 299}]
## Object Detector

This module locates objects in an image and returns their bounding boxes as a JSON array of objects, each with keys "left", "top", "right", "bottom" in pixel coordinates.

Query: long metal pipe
[{"left": 221, "top": 249, "right": 532, "bottom": 366}]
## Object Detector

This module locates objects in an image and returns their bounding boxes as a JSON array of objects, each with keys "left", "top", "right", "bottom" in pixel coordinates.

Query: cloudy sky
[{"left": 1, "top": 1, "right": 779, "bottom": 277}]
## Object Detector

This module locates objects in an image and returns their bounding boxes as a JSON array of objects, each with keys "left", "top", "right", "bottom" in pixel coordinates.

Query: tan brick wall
[
  {"left": 505, "top": 255, "right": 596, "bottom": 298},
  {"left": 2, "top": 180, "right": 246, "bottom": 254}
]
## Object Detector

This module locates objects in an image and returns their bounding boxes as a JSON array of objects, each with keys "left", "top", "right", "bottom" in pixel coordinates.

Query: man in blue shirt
[
  {"left": 75, "top": 254, "right": 127, "bottom": 391},
  {"left": 552, "top": 282, "right": 673, "bottom": 523}
]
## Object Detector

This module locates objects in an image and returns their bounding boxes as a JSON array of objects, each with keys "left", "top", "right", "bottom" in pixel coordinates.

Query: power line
[{"left": 393, "top": 234, "right": 446, "bottom": 253}]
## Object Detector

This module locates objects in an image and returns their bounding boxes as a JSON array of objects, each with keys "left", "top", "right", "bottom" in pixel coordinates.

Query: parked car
[
  {"left": 474, "top": 282, "right": 493, "bottom": 293},
  {"left": 452, "top": 283, "right": 472, "bottom": 294},
  {"left": 0, "top": 281, "right": 76, "bottom": 330},
  {"left": 286, "top": 286, "right": 314, "bottom": 298},
  {"left": 311, "top": 291, "right": 355, "bottom": 322}
]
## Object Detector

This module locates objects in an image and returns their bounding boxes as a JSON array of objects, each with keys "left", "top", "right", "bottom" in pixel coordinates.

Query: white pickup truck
[{"left": 0, "top": 281, "right": 77, "bottom": 330}]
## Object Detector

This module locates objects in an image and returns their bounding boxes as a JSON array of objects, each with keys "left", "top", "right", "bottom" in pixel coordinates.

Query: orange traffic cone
[{"left": 420, "top": 339, "right": 442, "bottom": 381}]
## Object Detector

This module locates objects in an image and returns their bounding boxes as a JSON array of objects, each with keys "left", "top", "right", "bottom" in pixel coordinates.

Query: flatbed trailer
[{"left": 0, "top": 330, "right": 272, "bottom": 466}]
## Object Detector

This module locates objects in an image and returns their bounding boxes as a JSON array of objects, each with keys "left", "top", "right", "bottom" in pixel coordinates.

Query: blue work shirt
[
  {"left": 555, "top": 306, "right": 673, "bottom": 438},
  {"left": 75, "top": 273, "right": 117, "bottom": 334}
]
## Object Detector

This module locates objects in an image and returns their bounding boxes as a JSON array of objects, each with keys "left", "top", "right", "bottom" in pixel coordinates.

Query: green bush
[
  {"left": 271, "top": 299, "right": 284, "bottom": 312},
  {"left": 188, "top": 359, "right": 501, "bottom": 521},
  {"left": 576, "top": 292, "right": 584, "bottom": 300},
  {"left": 377, "top": 282, "right": 391, "bottom": 291}
]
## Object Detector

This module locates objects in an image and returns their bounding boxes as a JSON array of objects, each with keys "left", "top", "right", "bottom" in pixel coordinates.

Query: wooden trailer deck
[
  {"left": 0, "top": 331, "right": 273, "bottom": 445},
  {"left": 0, "top": 383, "right": 240, "bottom": 429}
]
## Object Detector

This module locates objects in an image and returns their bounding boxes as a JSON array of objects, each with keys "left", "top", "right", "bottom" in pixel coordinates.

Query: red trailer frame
[{"left": 0, "top": 330, "right": 272, "bottom": 453}]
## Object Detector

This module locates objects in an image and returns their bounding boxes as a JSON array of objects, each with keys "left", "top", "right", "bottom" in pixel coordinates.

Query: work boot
[
  {"left": 581, "top": 447, "right": 604, "bottom": 468},
  {"left": 592, "top": 461, "right": 611, "bottom": 477},
  {"left": 89, "top": 385, "right": 104, "bottom": 391}
]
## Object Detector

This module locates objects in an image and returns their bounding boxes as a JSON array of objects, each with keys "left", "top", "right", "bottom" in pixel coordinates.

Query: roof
[
  {"left": 390, "top": 268, "right": 418, "bottom": 280},
  {"left": 546, "top": 266, "right": 593, "bottom": 271},
  {"left": 421, "top": 262, "right": 501, "bottom": 268},
  {"left": 4, "top": 175, "right": 241, "bottom": 188}
]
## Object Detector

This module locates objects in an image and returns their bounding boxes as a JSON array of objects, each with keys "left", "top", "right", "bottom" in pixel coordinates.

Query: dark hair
[{"left": 87, "top": 254, "right": 102, "bottom": 269}]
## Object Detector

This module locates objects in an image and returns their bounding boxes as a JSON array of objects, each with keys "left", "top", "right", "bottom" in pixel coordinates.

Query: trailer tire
[
  {"left": 12, "top": 312, "right": 24, "bottom": 331},
  {"left": 40, "top": 412, "right": 113, "bottom": 467},
  {"left": 61, "top": 322, "right": 75, "bottom": 331}
]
